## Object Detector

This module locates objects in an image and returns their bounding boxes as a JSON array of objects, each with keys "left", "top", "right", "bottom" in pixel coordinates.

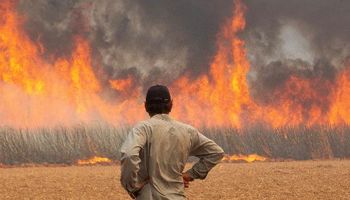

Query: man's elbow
[
  {"left": 215, "top": 146, "right": 225, "bottom": 159},
  {"left": 214, "top": 151, "right": 225, "bottom": 163},
  {"left": 206, "top": 149, "right": 225, "bottom": 164},
  {"left": 205, "top": 145, "right": 225, "bottom": 163}
]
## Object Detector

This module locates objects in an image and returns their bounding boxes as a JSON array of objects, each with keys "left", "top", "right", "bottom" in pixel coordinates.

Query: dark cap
[{"left": 146, "top": 85, "right": 171, "bottom": 103}]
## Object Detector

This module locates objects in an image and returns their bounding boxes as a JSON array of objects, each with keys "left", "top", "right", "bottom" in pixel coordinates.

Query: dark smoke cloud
[
  {"left": 251, "top": 59, "right": 337, "bottom": 104},
  {"left": 18, "top": 0, "right": 233, "bottom": 87},
  {"left": 244, "top": 0, "right": 350, "bottom": 106},
  {"left": 17, "top": 0, "right": 350, "bottom": 100},
  {"left": 18, "top": 0, "right": 78, "bottom": 58},
  {"left": 244, "top": 0, "right": 350, "bottom": 69}
]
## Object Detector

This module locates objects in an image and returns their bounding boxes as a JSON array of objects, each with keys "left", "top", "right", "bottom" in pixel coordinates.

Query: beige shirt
[{"left": 120, "top": 114, "right": 224, "bottom": 199}]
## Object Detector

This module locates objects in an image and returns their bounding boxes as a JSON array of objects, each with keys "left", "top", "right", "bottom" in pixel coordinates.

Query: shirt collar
[{"left": 152, "top": 114, "right": 172, "bottom": 121}]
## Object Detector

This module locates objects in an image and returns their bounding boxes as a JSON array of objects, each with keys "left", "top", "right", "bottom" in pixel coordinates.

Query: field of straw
[
  {"left": 1, "top": 161, "right": 349, "bottom": 200},
  {"left": 1, "top": 125, "right": 350, "bottom": 165},
  {"left": 1, "top": 125, "right": 350, "bottom": 199}
]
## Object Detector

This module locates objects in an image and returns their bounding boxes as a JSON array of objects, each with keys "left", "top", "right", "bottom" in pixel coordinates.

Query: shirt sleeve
[
  {"left": 120, "top": 123, "right": 147, "bottom": 193},
  {"left": 185, "top": 129, "right": 224, "bottom": 180}
]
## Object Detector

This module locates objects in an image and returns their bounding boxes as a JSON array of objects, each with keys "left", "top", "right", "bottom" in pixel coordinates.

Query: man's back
[{"left": 120, "top": 114, "right": 224, "bottom": 199}]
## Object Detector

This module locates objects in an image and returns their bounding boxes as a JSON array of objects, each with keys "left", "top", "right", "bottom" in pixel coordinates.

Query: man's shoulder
[
  {"left": 171, "top": 119, "right": 195, "bottom": 129},
  {"left": 132, "top": 120, "right": 152, "bottom": 132},
  {"left": 164, "top": 119, "right": 200, "bottom": 135},
  {"left": 135, "top": 116, "right": 199, "bottom": 133}
]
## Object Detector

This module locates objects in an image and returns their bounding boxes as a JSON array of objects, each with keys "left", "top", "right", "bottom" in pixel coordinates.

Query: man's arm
[
  {"left": 120, "top": 124, "right": 148, "bottom": 197},
  {"left": 185, "top": 129, "right": 224, "bottom": 180}
]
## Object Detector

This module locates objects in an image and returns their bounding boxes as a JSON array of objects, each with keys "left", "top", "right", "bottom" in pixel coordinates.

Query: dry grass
[
  {"left": 1, "top": 125, "right": 350, "bottom": 165},
  {"left": 1, "top": 160, "right": 350, "bottom": 200}
]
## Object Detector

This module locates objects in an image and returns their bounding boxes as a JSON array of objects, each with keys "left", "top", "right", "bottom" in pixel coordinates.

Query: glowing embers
[
  {"left": 222, "top": 154, "right": 267, "bottom": 163},
  {"left": 77, "top": 156, "right": 112, "bottom": 165}
]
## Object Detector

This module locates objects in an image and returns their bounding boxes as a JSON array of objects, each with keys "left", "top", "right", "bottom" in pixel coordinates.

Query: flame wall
[{"left": 0, "top": 0, "right": 349, "bottom": 128}]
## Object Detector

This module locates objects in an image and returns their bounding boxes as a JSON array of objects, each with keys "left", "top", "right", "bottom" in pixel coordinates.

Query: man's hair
[
  {"left": 145, "top": 85, "right": 172, "bottom": 115},
  {"left": 145, "top": 100, "right": 172, "bottom": 115}
]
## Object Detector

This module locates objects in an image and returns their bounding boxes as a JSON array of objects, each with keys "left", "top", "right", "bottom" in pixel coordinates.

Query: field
[
  {"left": 1, "top": 160, "right": 350, "bottom": 200},
  {"left": 1, "top": 125, "right": 350, "bottom": 199},
  {"left": 1, "top": 125, "right": 350, "bottom": 165}
]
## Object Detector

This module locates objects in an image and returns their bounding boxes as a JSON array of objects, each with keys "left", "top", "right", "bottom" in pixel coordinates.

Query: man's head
[{"left": 145, "top": 85, "right": 173, "bottom": 116}]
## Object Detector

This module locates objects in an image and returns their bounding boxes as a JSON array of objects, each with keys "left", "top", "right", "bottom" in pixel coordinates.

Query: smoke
[
  {"left": 244, "top": 0, "right": 350, "bottom": 70},
  {"left": 18, "top": 0, "right": 78, "bottom": 57},
  {"left": 242, "top": 0, "right": 350, "bottom": 108},
  {"left": 17, "top": 0, "right": 350, "bottom": 96},
  {"left": 18, "top": 0, "right": 233, "bottom": 87}
]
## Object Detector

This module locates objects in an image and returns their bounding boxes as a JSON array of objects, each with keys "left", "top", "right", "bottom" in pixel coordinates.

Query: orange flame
[
  {"left": 77, "top": 156, "right": 112, "bottom": 165},
  {"left": 170, "top": 0, "right": 350, "bottom": 128},
  {"left": 222, "top": 154, "right": 267, "bottom": 163},
  {"left": 170, "top": 0, "right": 255, "bottom": 128},
  {"left": 0, "top": 0, "right": 143, "bottom": 127},
  {"left": 329, "top": 67, "right": 350, "bottom": 124},
  {"left": 109, "top": 76, "right": 133, "bottom": 92},
  {"left": 0, "top": 0, "right": 350, "bottom": 129}
]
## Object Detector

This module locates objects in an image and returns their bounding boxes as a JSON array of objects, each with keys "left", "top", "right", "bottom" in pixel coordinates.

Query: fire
[
  {"left": 329, "top": 67, "right": 350, "bottom": 124},
  {"left": 0, "top": 0, "right": 350, "bottom": 128},
  {"left": 170, "top": 0, "right": 350, "bottom": 128},
  {"left": 261, "top": 75, "right": 332, "bottom": 128},
  {"left": 77, "top": 156, "right": 112, "bottom": 165},
  {"left": 222, "top": 154, "right": 266, "bottom": 163},
  {"left": 0, "top": 0, "right": 143, "bottom": 127},
  {"left": 109, "top": 76, "right": 133, "bottom": 92},
  {"left": 171, "top": 0, "right": 255, "bottom": 128}
]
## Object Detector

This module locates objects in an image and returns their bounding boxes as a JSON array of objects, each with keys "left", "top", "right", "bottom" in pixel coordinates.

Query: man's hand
[
  {"left": 128, "top": 179, "right": 148, "bottom": 199},
  {"left": 182, "top": 172, "right": 194, "bottom": 188},
  {"left": 135, "top": 180, "right": 148, "bottom": 189}
]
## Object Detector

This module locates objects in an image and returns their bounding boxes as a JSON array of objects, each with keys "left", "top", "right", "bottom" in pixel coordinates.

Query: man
[{"left": 120, "top": 85, "right": 224, "bottom": 199}]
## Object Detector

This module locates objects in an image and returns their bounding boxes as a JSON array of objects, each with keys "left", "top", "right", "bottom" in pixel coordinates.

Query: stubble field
[{"left": 1, "top": 160, "right": 350, "bottom": 200}]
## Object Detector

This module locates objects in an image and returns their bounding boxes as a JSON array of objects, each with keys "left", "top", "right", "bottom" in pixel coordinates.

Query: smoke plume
[
  {"left": 17, "top": 0, "right": 350, "bottom": 95},
  {"left": 18, "top": 0, "right": 233, "bottom": 87}
]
